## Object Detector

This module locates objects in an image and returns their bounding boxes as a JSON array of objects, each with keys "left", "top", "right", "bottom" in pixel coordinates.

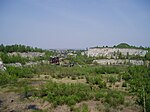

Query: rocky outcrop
[
  {"left": 87, "top": 48, "right": 148, "bottom": 58},
  {"left": 8, "top": 52, "right": 45, "bottom": 58},
  {"left": 5, "top": 63, "right": 22, "bottom": 67},
  {"left": 93, "top": 59, "right": 146, "bottom": 65},
  {"left": 0, "top": 61, "right": 6, "bottom": 70}
]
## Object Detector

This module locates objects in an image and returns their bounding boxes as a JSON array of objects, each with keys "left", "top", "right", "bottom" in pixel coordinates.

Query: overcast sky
[{"left": 0, "top": 0, "right": 150, "bottom": 49}]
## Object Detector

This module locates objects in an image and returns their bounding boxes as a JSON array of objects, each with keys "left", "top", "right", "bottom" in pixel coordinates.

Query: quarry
[
  {"left": 86, "top": 47, "right": 149, "bottom": 66},
  {"left": 87, "top": 47, "right": 148, "bottom": 57}
]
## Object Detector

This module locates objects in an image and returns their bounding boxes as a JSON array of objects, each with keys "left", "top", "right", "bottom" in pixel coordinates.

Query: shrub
[
  {"left": 86, "top": 75, "right": 106, "bottom": 88},
  {"left": 6, "top": 66, "right": 35, "bottom": 78},
  {"left": 107, "top": 76, "right": 118, "bottom": 84},
  {"left": 82, "top": 103, "right": 89, "bottom": 112},
  {"left": 41, "top": 81, "right": 93, "bottom": 106},
  {"left": 95, "top": 92, "right": 105, "bottom": 100},
  {"left": 122, "top": 72, "right": 131, "bottom": 81},
  {"left": 0, "top": 71, "right": 17, "bottom": 86},
  {"left": 66, "top": 95, "right": 77, "bottom": 106},
  {"left": 105, "top": 90, "right": 124, "bottom": 107}
]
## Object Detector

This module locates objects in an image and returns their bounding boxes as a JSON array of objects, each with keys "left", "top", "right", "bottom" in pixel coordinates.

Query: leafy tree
[{"left": 0, "top": 44, "right": 44, "bottom": 53}]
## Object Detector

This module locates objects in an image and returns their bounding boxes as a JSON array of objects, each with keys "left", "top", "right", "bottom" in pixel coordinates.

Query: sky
[{"left": 0, "top": 0, "right": 150, "bottom": 49}]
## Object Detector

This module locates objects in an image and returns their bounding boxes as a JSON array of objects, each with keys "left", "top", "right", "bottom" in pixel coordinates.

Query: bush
[
  {"left": 0, "top": 71, "right": 17, "bottom": 86},
  {"left": 122, "top": 72, "right": 131, "bottom": 81},
  {"left": 39, "top": 81, "right": 93, "bottom": 106},
  {"left": 82, "top": 103, "right": 89, "bottom": 112},
  {"left": 107, "top": 76, "right": 118, "bottom": 84},
  {"left": 6, "top": 66, "right": 35, "bottom": 78},
  {"left": 66, "top": 95, "right": 77, "bottom": 106},
  {"left": 95, "top": 91, "right": 106, "bottom": 100},
  {"left": 105, "top": 91, "right": 124, "bottom": 107},
  {"left": 86, "top": 75, "right": 106, "bottom": 88}
]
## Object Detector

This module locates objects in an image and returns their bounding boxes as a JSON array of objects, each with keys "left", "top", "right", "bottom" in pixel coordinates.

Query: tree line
[{"left": 0, "top": 44, "right": 43, "bottom": 53}]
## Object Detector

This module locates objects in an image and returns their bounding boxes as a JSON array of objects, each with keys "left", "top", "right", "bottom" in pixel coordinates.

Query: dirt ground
[
  {"left": 0, "top": 91, "right": 142, "bottom": 112},
  {"left": 0, "top": 75, "right": 142, "bottom": 112}
]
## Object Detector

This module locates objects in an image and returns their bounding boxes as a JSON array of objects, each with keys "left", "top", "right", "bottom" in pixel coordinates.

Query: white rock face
[
  {"left": 8, "top": 52, "right": 45, "bottom": 58},
  {"left": 87, "top": 48, "right": 148, "bottom": 57},
  {"left": 5, "top": 63, "right": 22, "bottom": 67},
  {"left": 0, "top": 61, "right": 6, "bottom": 70},
  {"left": 93, "top": 59, "right": 145, "bottom": 65}
]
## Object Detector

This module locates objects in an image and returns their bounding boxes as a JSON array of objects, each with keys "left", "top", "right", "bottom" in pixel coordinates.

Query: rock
[
  {"left": 26, "top": 104, "right": 39, "bottom": 110},
  {"left": 87, "top": 48, "right": 148, "bottom": 57},
  {"left": 93, "top": 59, "right": 145, "bottom": 66}
]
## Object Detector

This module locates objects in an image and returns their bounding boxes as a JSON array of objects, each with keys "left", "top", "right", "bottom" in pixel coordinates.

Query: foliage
[
  {"left": 6, "top": 66, "right": 36, "bottom": 78},
  {"left": 92, "top": 66, "right": 120, "bottom": 74},
  {"left": 105, "top": 90, "right": 125, "bottom": 107},
  {"left": 115, "top": 43, "right": 147, "bottom": 50},
  {"left": 126, "top": 66, "right": 150, "bottom": 111},
  {"left": 71, "top": 103, "right": 89, "bottom": 112},
  {"left": 0, "top": 70, "right": 17, "bottom": 86},
  {"left": 81, "top": 103, "right": 89, "bottom": 112},
  {"left": 86, "top": 75, "right": 106, "bottom": 88},
  {"left": 38, "top": 81, "right": 95, "bottom": 106},
  {"left": 0, "top": 44, "right": 43, "bottom": 53},
  {"left": 116, "top": 43, "right": 131, "bottom": 48},
  {"left": 0, "top": 52, "right": 29, "bottom": 64},
  {"left": 107, "top": 76, "right": 118, "bottom": 84},
  {"left": 34, "top": 65, "right": 123, "bottom": 80},
  {"left": 145, "top": 51, "right": 150, "bottom": 60},
  {"left": 95, "top": 89, "right": 108, "bottom": 100},
  {"left": 146, "top": 94, "right": 150, "bottom": 112},
  {"left": 67, "top": 54, "right": 94, "bottom": 65},
  {"left": 121, "top": 72, "right": 131, "bottom": 81}
]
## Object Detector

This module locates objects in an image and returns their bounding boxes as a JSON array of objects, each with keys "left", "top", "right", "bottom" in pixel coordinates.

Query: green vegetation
[
  {"left": 6, "top": 66, "right": 36, "bottom": 78},
  {"left": 0, "top": 44, "right": 150, "bottom": 111},
  {"left": 122, "top": 66, "right": 150, "bottom": 112},
  {"left": 115, "top": 43, "right": 150, "bottom": 50},
  {"left": 145, "top": 51, "right": 150, "bottom": 60},
  {"left": 105, "top": 90, "right": 125, "bottom": 107},
  {"left": 86, "top": 75, "right": 106, "bottom": 88},
  {"left": 0, "top": 70, "right": 17, "bottom": 86},
  {"left": 0, "top": 44, "right": 43, "bottom": 53},
  {"left": 40, "top": 81, "right": 93, "bottom": 106},
  {"left": 116, "top": 43, "right": 131, "bottom": 48},
  {"left": 71, "top": 103, "right": 89, "bottom": 112},
  {"left": 0, "top": 52, "right": 29, "bottom": 64}
]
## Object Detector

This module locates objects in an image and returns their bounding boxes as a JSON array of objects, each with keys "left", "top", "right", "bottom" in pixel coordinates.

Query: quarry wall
[{"left": 87, "top": 48, "right": 148, "bottom": 58}]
